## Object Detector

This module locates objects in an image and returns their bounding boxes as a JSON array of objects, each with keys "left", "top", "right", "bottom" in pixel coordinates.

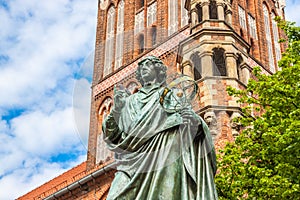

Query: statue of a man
[{"left": 103, "top": 56, "right": 218, "bottom": 199}]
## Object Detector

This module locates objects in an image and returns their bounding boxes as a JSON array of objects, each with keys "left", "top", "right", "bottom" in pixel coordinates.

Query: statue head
[{"left": 136, "top": 56, "right": 167, "bottom": 86}]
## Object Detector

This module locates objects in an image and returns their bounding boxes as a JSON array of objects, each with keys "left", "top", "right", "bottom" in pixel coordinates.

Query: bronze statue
[{"left": 103, "top": 56, "right": 218, "bottom": 199}]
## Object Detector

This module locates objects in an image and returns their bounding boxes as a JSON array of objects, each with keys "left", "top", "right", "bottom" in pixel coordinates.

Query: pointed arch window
[
  {"left": 138, "top": 34, "right": 144, "bottom": 54},
  {"left": 212, "top": 48, "right": 226, "bottom": 76},
  {"left": 263, "top": 5, "right": 275, "bottom": 72},
  {"left": 238, "top": 6, "right": 247, "bottom": 30},
  {"left": 248, "top": 14, "right": 257, "bottom": 39},
  {"left": 147, "top": 2, "right": 157, "bottom": 26},
  {"left": 115, "top": 0, "right": 124, "bottom": 69},
  {"left": 98, "top": 97, "right": 113, "bottom": 124},
  {"left": 271, "top": 12, "right": 281, "bottom": 65},
  {"left": 104, "top": 7, "right": 116, "bottom": 76},
  {"left": 168, "top": 0, "right": 178, "bottom": 35},
  {"left": 96, "top": 97, "right": 113, "bottom": 164},
  {"left": 196, "top": 4, "right": 203, "bottom": 23},
  {"left": 209, "top": 0, "right": 218, "bottom": 19},
  {"left": 135, "top": 10, "right": 144, "bottom": 34},
  {"left": 181, "top": 0, "right": 189, "bottom": 27},
  {"left": 191, "top": 53, "right": 202, "bottom": 80}
]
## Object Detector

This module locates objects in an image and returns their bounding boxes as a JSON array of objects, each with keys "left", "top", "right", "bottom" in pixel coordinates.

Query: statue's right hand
[{"left": 112, "top": 84, "right": 129, "bottom": 113}]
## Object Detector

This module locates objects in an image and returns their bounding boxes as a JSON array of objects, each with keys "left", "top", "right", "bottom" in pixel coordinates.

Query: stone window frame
[{"left": 115, "top": 0, "right": 125, "bottom": 69}]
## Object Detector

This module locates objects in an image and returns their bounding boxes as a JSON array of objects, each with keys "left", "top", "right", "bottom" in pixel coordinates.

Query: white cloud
[
  {"left": 0, "top": 0, "right": 97, "bottom": 199},
  {"left": 285, "top": 0, "right": 300, "bottom": 25},
  {"left": 73, "top": 52, "right": 94, "bottom": 148},
  {"left": 0, "top": 0, "right": 96, "bottom": 108},
  {"left": 0, "top": 155, "right": 86, "bottom": 200},
  {"left": 73, "top": 78, "right": 92, "bottom": 148}
]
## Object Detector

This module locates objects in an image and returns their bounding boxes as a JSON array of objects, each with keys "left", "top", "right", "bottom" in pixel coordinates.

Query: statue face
[{"left": 140, "top": 60, "right": 158, "bottom": 84}]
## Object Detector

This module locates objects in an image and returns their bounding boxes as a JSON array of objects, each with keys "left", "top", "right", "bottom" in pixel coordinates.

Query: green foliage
[{"left": 215, "top": 19, "right": 300, "bottom": 199}]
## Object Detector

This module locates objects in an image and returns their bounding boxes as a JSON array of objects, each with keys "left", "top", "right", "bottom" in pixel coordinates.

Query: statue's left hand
[{"left": 180, "top": 107, "right": 200, "bottom": 127}]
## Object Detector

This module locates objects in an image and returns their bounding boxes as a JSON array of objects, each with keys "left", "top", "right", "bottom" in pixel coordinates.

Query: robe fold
[{"left": 103, "top": 85, "right": 218, "bottom": 200}]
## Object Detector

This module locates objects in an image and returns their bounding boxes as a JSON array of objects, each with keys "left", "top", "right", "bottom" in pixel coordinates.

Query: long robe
[{"left": 103, "top": 84, "right": 218, "bottom": 200}]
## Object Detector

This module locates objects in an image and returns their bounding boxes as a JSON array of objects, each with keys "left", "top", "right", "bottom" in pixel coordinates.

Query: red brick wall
[
  {"left": 231, "top": 0, "right": 285, "bottom": 72},
  {"left": 18, "top": 162, "right": 116, "bottom": 200}
]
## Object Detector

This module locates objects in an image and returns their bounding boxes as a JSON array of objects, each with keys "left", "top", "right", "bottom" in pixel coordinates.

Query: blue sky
[
  {"left": 0, "top": 0, "right": 97, "bottom": 199},
  {"left": 0, "top": 0, "right": 299, "bottom": 199}
]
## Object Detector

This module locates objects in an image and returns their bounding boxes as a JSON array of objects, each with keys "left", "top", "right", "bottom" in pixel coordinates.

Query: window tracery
[
  {"left": 168, "top": 0, "right": 178, "bottom": 35},
  {"left": 104, "top": 7, "right": 116, "bottom": 76}
]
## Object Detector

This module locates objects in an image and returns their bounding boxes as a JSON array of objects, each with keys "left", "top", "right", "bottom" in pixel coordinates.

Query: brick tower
[
  {"left": 87, "top": 0, "right": 286, "bottom": 170},
  {"left": 18, "top": 0, "right": 287, "bottom": 199}
]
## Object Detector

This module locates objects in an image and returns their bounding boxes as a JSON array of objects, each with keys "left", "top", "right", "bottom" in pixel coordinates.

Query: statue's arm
[{"left": 103, "top": 84, "right": 130, "bottom": 144}]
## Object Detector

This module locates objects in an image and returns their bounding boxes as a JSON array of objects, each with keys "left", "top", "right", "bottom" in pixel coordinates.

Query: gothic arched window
[
  {"left": 238, "top": 5, "right": 247, "bottom": 30},
  {"left": 115, "top": 0, "right": 124, "bottom": 69},
  {"left": 191, "top": 53, "right": 202, "bottom": 80},
  {"left": 98, "top": 97, "right": 113, "bottom": 124},
  {"left": 104, "top": 6, "right": 116, "bottom": 76},
  {"left": 263, "top": 4, "right": 275, "bottom": 72},
  {"left": 147, "top": 2, "right": 157, "bottom": 26},
  {"left": 96, "top": 97, "right": 113, "bottom": 164},
  {"left": 168, "top": 0, "right": 178, "bottom": 35},
  {"left": 212, "top": 48, "right": 226, "bottom": 76},
  {"left": 196, "top": 4, "right": 203, "bottom": 23},
  {"left": 181, "top": 0, "right": 189, "bottom": 27},
  {"left": 209, "top": 0, "right": 218, "bottom": 19}
]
